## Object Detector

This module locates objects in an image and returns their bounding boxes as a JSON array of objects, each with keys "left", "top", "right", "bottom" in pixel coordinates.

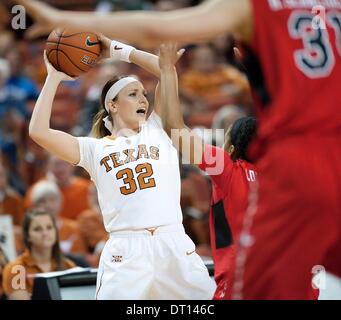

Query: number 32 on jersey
[{"left": 116, "top": 163, "right": 156, "bottom": 195}]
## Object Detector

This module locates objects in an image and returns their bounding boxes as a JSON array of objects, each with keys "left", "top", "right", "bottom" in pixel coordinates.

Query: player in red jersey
[
  {"left": 17, "top": 0, "right": 341, "bottom": 299},
  {"left": 158, "top": 42, "right": 258, "bottom": 300},
  {"left": 198, "top": 117, "right": 257, "bottom": 299}
]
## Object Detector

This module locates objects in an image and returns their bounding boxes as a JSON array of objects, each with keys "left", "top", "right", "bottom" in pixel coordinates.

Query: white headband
[
  {"left": 103, "top": 77, "right": 139, "bottom": 133},
  {"left": 104, "top": 76, "right": 138, "bottom": 112}
]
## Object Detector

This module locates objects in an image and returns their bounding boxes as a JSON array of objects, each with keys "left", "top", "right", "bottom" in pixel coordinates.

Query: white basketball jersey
[{"left": 77, "top": 112, "right": 183, "bottom": 232}]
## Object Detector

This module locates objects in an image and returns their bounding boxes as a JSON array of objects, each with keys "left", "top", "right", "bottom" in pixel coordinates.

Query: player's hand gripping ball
[{"left": 45, "top": 29, "right": 101, "bottom": 77}]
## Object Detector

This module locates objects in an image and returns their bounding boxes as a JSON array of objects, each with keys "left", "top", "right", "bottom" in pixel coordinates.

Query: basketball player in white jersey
[{"left": 28, "top": 37, "right": 216, "bottom": 299}]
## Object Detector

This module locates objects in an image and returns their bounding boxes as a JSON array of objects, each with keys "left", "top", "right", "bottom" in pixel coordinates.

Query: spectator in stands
[
  {"left": 30, "top": 180, "right": 87, "bottom": 256},
  {"left": 212, "top": 105, "right": 247, "bottom": 147},
  {"left": 0, "top": 58, "right": 29, "bottom": 195},
  {"left": 0, "top": 3, "right": 10, "bottom": 32},
  {"left": 180, "top": 165, "right": 211, "bottom": 258},
  {"left": 98, "top": 0, "right": 153, "bottom": 11},
  {"left": 0, "top": 31, "right": 14, "bottom": 58},
  {"left": 4, "top": 47, "right": 39, "bottom": 119},
  {"left": 0, "top": 58, "right": 9, "bottom": 86},
  {"left": 154, "top": 0, "right": 183, "bottom": 11},
  {"left": 77, "top": 184, "right": 108, "bottom": 267},
  {"left": 180, "top": 44, "right": 250, "bottom": 110},
  {"left": 21, "top": 139, "right": 50, "bottom": 190},
  {"left": 0, "top": 156, "right": 25, "bottom": 255},
  {"left": 47, "top": 157, "right": 91, "bottom": 220},
  {"left": 0, "top": 246, "right": 8, "bottom": 300},
  {"left": 25, "top": 155, "right": 92, "bottom": 220},
  {"left": 2, "top": 210, "right": 75, "bottom": 300},
  {"left": 0, "top": 58, "right": 12, "bottom": 120},
  {"left": 0, "top": 157, "right": 25, "bottom": 226}
]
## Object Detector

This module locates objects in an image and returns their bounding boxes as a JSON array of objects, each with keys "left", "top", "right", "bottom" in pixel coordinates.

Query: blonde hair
[
  {"left": 91, "top": 75, "right": 128, "bottom": 138},
  {"left": 91, "top": 108, "right": 112, "bottom": 138}
]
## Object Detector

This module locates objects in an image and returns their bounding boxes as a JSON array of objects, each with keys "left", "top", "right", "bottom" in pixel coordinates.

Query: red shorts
[{"left": 232, "top": 135, "right": 341, "bottom": 299}]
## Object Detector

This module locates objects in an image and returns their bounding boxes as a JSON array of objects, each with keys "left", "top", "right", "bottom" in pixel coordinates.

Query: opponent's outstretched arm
[
  {"left": 159, "top": 43, "right": 204, "bottom": 165},
  {"left": 14, "top": 0, "right": 252, "bottom": 46}
]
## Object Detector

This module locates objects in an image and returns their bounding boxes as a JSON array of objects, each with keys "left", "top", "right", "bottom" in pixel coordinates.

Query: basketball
[{"left": 45, "top": 29, "right": 101, "bottom": 77}]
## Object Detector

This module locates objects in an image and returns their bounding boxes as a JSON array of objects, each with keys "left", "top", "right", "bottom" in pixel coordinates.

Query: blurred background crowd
[{"left": 0, "top": 0, "right": 253, "bottom": 299}]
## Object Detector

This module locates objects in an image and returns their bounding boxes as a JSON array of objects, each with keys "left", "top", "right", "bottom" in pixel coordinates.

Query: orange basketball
[{"left": 46, "top": 29, "right": 101, "bottom": 77}]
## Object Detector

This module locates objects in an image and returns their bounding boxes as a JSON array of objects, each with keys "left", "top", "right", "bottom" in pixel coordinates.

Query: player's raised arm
[
  {"left": 99, "top": 35, "right": 185, "bottom": 116},
  {"left": 29, "top": 52, "right": 80, "bottom": 165},
  {"left": 15, "top": 0, "right": 252, "bottom": 45},
  {"left": 159, "top": 43, "right": 204, "bottom": 165}
]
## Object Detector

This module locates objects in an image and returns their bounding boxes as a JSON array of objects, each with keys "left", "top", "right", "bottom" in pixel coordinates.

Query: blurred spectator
[
  {"left": 30, "top": 180, "right": 87, "bottom": 256},
  {"left": 212, "top": 105, "right": 247, "bottom": 147},
  {"left": 25, "top": 42, "right": 48, "bottom": 85},
  {"left": 154, "top": 0, "right": 184, "bottom": 11},
  {"left": 0, "top": 58, "right": 9, "bottom": 85},
  {"left": 0, "top": 32, "right": 14, "bottom": 59},
  {"left": 0, "top": 3, "right": 10, "bottom": 31},
  {"left": 98, "top": 0, "right": 153, "bottom": 11},
  {"left": 0, "top": 158, "right": 25, "bottom": 226},
  {"left": 21, "top": 139, "right": 50, "bottom": 189},
  {"left": 0, "top": 155, "right": 24, "bottom": 256},
  {"left": 211, "top": 35, "right": 248, "bottom": 72},
  {"left": 180, "top": 44, "right": 250, "bottom": 108},
  {"left": 211, "top": 35, "right": 235, "bottom": 64},
  {"left": 77, "top": 184, "right": 108, "bottom": 267},
  {"left": 0, "top": 109, "right": 26, "bottom": 176},
  {"left": 0, "top": 245, "right": 9, "bottom": 300},
  {"left": 25, "top": 156, "right": 92, "bottom": 220},
  {"left": 179, "top": 44, "right": 251, "bottom": 127},
  {"left": 155, "top": 0, "right": 197, "bottom": 10},
  {"left": 1, "top": 58, "right": 27, "bottom": 194},
  {"left": 180, "top": 165, "right": 211, "bottom": 257},
  {"left": 2, "top": 210, "right": 75, "bottom": 300},
  {"left": 4, "top": 47, "right": 39, "bottom": 119}
]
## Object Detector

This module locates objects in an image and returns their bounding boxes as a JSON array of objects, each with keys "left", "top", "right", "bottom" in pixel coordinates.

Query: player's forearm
[
  {"left": 130, "top": 50, "right": 160, "bottom": 78},
  {"left": 59, "top": 11, "right": 161, "bottom": 46},
  {"left": 58, "top": 0, "right": 246, "bottom": 45},
  {"left": 160, "top": 66, "right": 185, "bottom": 132},
  {"left": 29, "top": 76, "right": 60, "bottom": 141}
]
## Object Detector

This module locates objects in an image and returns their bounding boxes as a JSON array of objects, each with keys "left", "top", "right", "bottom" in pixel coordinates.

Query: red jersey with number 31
[{"left": 249, "top": 0, "right": 341, "bottom": 155}]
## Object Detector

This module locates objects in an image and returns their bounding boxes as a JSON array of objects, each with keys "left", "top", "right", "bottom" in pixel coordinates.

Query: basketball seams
[
  {"left": 46, "top": 29, "right": 100, "bottom": 77},
  {"left": 56, "top": 49, "right": 88, "bottom": 73},
  {"left": 56, "top": 29, "right": 65, "bottom": 71},
  {"left": 46, "top": 48, "right": 87, "bottom": 77},
  {"left": 46, "top": 41, "right": 100, "bottom": 56}
]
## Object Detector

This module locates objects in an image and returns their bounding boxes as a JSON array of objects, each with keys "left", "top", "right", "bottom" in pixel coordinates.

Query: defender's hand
[{"left": 159, "top": 43, "right": 185, "bottom": 69}]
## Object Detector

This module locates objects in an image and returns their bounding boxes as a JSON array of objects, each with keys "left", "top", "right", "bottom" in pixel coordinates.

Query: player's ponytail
[
  {"left": 91, "top": 108, "right": 112, "bottom": 138},
  {"left": 91, "top": 75, "right": 127, "bottom": 138},
  {"left": 229, "top": 116, "right": 257, "bottom": 162}
]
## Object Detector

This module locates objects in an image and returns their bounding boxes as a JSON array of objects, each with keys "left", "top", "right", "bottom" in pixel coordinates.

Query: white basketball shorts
[{"left": 95, "top": 224, "right": 216, "bottom": 300}]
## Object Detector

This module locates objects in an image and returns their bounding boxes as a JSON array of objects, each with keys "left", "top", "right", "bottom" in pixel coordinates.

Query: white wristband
[{"left": 110, "top": 40, "right": 135, "bottom": 63}]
